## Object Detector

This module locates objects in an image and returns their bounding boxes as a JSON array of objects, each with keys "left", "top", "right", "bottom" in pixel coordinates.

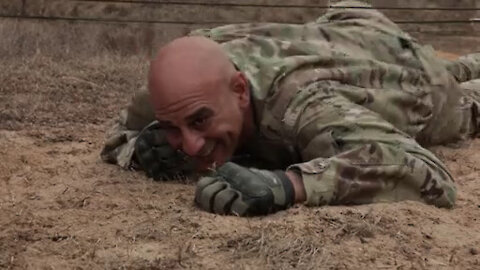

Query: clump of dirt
[{"left": 1, "top": 55, "right": 479, "bottom": 270}]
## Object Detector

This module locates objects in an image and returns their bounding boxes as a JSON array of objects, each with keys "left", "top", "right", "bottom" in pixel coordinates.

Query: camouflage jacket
[{"left": 102, "top": 1, "right": 480, "bottom": 207}]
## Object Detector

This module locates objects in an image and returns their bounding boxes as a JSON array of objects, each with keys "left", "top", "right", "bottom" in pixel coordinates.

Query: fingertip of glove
[
  {"left": 194, "top": 176, "right": 219, "bottom": 206},
  {"left": 196, "top": 180, "right": 227, "bottom": 213},
  {"left": 212, "top": 189, "right": 238, "bottom": 215}
]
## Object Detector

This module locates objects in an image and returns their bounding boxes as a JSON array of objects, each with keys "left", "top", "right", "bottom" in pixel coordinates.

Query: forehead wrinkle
[
  {"left": 149, "top": 37, "right": 236, "bottom": 123},
  {"left": 154, "top": 92, "right": 211, "bottom": 119},
  {"left": 186, "top": 107, "right": 213, "bottom": 121},
  {"left": 153, "top": 73, "right": 224, "bottom": 115}
]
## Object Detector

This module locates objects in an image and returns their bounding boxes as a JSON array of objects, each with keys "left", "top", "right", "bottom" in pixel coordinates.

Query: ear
[{"left": 231, "top": 72, "right": 250, "bottom": 109}]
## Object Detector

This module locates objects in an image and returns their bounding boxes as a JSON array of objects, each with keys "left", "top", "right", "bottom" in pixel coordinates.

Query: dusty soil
[{"left": 1, "top": 53, "right": 480, "bottom": 270}]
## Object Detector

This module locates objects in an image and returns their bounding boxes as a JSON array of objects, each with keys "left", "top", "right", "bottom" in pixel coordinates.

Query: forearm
[
  {"left": 100, "top": 112, "right": 141, "bottom": 168},
  {"left": 288, "top": 142, "right": 456, "bottom": 208},
  {"left": 101, "top": 89, "right": 155, "bottom": 169}
]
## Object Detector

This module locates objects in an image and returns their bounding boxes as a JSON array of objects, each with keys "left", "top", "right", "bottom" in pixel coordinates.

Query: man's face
[{"left": 152, "top": 73, "right": 249, "bottom": 171}]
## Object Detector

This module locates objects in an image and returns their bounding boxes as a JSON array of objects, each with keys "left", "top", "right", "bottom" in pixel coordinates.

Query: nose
[{"left": 180, "top": 129, "right": 205, "bottom": 157}]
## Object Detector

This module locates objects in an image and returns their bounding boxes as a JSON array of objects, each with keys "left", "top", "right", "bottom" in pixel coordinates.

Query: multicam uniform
[{"left": 101, "top": 1, "right": 480, "bottom": 208}]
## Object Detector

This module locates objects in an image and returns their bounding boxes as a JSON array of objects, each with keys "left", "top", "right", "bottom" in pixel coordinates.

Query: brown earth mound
[{"left": 1, "top": 55, "right": 479, "bottom": 269}]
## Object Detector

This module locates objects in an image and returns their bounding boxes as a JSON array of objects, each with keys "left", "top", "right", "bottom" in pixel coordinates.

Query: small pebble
[{"left": 470, "top": 248, "right": 478, "bottom": 255}]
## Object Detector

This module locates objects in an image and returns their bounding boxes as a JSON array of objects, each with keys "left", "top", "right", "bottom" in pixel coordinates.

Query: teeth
[{"left": 199, "top": 142, "right": 215, "bottom": 157}]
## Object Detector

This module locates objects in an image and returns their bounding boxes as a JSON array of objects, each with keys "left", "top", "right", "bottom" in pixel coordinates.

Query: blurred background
[{"left": 1, "top": 0, "right": 479, "bottom": 58}]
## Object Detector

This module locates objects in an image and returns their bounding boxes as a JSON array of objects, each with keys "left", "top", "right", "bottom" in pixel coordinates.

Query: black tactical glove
[
  {"left": 134, "top": 121, "right": 196, "bottom": 180},
  {"left": 195, "top": 162, "right": 295, "bottom": 216}
]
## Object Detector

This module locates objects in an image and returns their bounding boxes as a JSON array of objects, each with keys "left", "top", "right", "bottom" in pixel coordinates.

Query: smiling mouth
[{"left": 198, "top": 142, "right": 215, "bottom": 158}]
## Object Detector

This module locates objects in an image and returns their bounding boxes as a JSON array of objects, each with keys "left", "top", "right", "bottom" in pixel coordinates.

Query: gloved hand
[
  {"left": 134, "top": 121, "right": 196, "bottom": 180},
  {"left": 195, "top": 162, "right": 295, "bottom": 216}
]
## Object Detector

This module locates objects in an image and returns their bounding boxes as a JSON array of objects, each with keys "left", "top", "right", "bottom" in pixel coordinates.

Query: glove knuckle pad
[
  {"left": 213, "top": 189, "right": 238, "bottom": 214},
  {"left": 196, "top": 177, "right": 218, "bottom": 190},
  {"left": 196, "top": 179, "right": 227, "bottom": 212},
  {"left": 134, "top": 121, "right": 195, "bottom": 180}
]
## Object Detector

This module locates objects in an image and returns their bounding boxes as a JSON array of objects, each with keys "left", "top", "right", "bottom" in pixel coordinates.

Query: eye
[
  {"left": 160, "top": 125, "right": 180, "bottom": 135},
  {"left": 190, "top": 116, "right": 209, "bottom": 129},
  {"left": 166, "top": 126, "right": 179, "bottom": 132}
]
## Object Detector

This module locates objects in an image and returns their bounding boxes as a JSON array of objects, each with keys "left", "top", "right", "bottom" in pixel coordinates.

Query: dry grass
[
  {"left": 0, "top": 19, "right": 168, "bottom": 59},
  {"left": 0, "top": 53, "right": 148, "bottom": 131},
  {"left": 1, "top": 16, "right": 479, "bottom": 61},
  {"left": 0, "top": 53, "right": 479, "bottom": 270}
]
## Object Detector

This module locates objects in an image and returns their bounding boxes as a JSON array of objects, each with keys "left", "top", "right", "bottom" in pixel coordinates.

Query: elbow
[
  {"left": 421, "top": 173, "right": 457, "bottom": 209},
  {"left": 437, "top": 184, "right": 457, "bottom": 208}
]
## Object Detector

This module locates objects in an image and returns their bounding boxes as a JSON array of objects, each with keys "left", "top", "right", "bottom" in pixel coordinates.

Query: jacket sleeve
[
  {"left": 283, "top": 81, "right": 456, "bottom": 208},
  {"left": 443, "top": 53, "right": 480, "bottom": 83},
  {"left": 100, "top": 88, "right": 156, "bottom": 168}
]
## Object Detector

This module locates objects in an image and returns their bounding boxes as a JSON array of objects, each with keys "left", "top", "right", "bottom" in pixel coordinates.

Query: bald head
[
  {"left": 148, "top": 36, "right": 236, "bottom": 111},
  {"left": 146, "top": 36, "right": 253, "bottom": 170}
]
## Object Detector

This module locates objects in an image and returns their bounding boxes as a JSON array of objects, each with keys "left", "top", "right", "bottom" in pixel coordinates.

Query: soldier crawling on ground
[{"left": 101, "top": 1, "right": 480, "bottom": 216}]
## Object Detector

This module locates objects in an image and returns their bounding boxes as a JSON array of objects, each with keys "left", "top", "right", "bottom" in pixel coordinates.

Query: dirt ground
[{"left": 1, "top": 49, "right": 480, "bottom": 270}]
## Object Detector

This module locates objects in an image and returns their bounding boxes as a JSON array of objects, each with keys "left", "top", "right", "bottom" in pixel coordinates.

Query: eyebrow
[
  {"left": 157, "top": 107, "right": 214, "bottom": 127},
  {"left": 157, "top": 120, "right": 174, "bottom": 127},
  {"left": 186, "top": 107, "right": 214, "bottom": 123}
]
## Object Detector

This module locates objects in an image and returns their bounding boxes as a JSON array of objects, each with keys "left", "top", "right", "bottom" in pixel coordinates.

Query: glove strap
[{"left": 273, "top": 170, "right": 296, "bottom": 208}]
